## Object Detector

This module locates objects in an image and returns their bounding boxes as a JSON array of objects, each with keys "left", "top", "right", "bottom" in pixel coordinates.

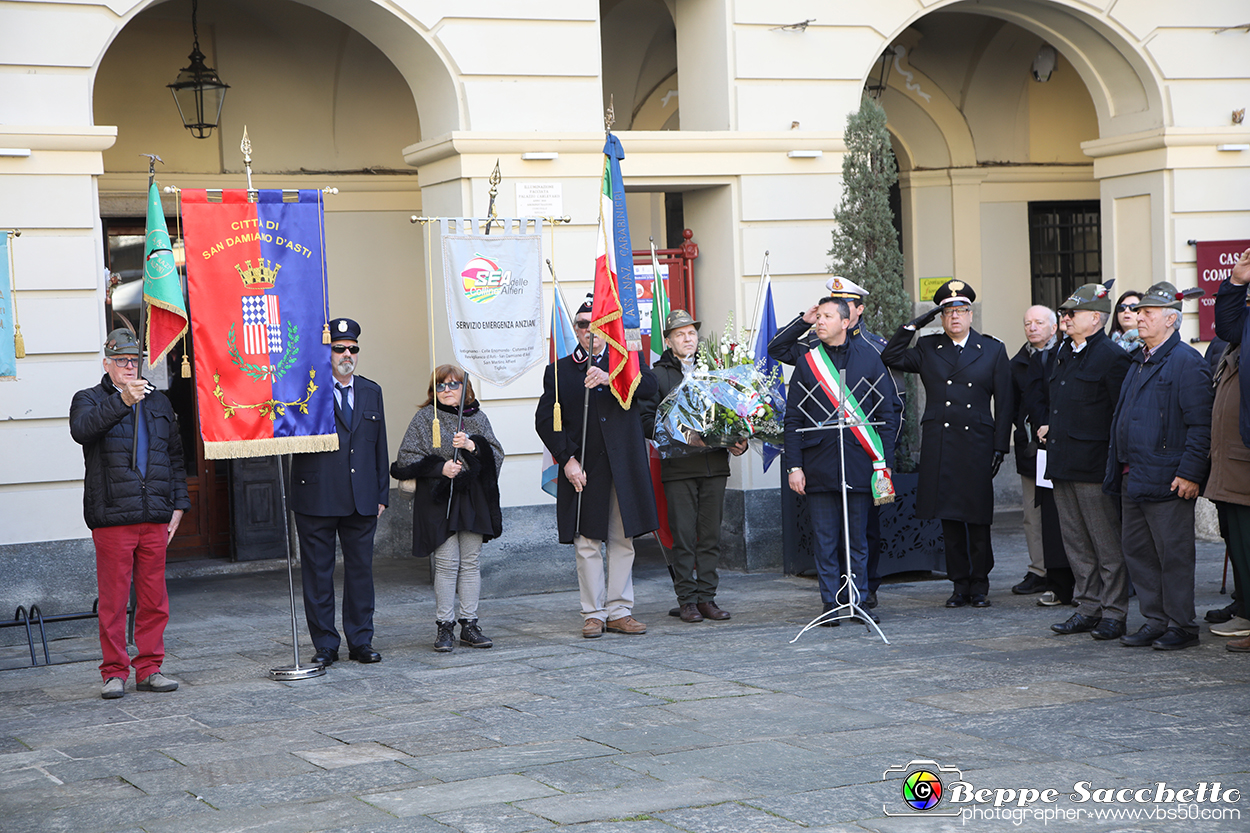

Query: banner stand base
[{"left": 269, "top": 664, "right": 325, "bottom": 681}]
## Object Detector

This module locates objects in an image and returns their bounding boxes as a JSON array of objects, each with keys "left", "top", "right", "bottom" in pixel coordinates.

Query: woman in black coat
[{"left": 392, "top": 366, "right": 504, "bottom": 652}]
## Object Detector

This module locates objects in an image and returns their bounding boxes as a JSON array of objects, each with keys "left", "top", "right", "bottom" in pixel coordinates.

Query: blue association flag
[
  {"left": 752, "top": 277, "right": 784, "bottom": 472},
  {"left": 603, "top": 134, "right": 641, "bottom": 351},
  {"left": 541, "top": 285, "right": 578, "bottom": 496}
]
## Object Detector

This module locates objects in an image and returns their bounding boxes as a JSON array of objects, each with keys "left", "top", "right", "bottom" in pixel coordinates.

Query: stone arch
[
  {"left": 870, "top": 0, "right": 1165, "bottom": 140},
  {"left": 93, "top": 0, "right": 462, "bottom": 139}
]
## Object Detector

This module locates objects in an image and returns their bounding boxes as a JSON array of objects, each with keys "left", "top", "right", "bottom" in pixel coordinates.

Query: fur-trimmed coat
[{"left": 391, "top": 402, "right": 504, "bottom": 558}]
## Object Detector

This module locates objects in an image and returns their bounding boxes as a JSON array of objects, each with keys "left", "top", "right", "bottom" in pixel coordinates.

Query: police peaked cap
[
  {"left": 932, "top": 279, "right": 976, "bottom": 306},
  {"left": 329, "top": 317, "right": 362, "bottom": 341}
]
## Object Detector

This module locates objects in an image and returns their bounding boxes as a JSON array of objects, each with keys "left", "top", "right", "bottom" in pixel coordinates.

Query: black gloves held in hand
[{"left": 990, "top": 451, "right": 1004, "bottom": 478}]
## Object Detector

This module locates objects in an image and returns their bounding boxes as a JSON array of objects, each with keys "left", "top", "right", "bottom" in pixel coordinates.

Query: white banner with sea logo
[{"left": 441, "top": 217, "right": 545, "bottom": 386}]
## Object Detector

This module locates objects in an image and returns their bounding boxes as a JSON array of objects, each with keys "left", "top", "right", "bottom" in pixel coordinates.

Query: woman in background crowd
[{"left": 1109, "top": 290, "right": 1143, "bottom": 351}]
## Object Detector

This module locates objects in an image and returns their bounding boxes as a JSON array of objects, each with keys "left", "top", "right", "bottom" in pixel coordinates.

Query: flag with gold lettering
[{"left": 181, "top": 189, "right": 336, "bottom": 459}]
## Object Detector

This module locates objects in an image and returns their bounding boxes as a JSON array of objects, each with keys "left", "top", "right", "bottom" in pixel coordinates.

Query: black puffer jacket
[{"left": 70, "top": 375, "right": 190, "bottom": 529}]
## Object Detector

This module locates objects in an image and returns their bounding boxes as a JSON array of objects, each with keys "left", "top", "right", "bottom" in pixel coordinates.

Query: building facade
[{"left": 2, "top": 0, "right": 1247, "bottom": 612}]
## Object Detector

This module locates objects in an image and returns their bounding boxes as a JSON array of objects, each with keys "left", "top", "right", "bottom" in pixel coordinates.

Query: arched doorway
[
  {"left": 864, "top": 0, "right": 1165, "bottom": 337},
  {"left": 92, "top": 0, "right": 451, "bottom": 559}
]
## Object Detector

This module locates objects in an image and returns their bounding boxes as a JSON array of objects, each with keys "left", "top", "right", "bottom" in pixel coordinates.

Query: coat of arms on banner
[
  {"left": 441, "top": 217, "right": 546, "bottom": 386},
  {"left": 182, "top": 190, "right": 336, "bottom": 459}
]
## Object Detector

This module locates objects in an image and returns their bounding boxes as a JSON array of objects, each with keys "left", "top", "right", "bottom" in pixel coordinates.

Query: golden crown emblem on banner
[{"left": 234, "top": 258, "right": 282, "bottom": 289}]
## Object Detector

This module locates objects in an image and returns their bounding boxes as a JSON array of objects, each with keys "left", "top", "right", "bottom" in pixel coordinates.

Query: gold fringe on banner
[{"left": 203, "top": 433, "right": 339, "bottom": 460}]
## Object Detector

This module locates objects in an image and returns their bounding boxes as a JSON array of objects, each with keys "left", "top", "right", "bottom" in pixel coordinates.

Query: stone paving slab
[
  {"left": 515, "top": 777, "right": 744, "bottom": 825},
  {"left": 0, "top": 521, "right": 1246, "bottom": 832},
  {"left": 362, "top": 773, "right": 560, "bottom": 816}
]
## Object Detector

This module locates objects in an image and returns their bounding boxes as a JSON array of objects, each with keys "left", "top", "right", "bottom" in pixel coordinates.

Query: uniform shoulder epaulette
[{"left": 982, "top": 333, "right": 1004, "bottom": 344}]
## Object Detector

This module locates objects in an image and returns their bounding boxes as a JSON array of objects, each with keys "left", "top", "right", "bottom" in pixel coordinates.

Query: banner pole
[{"left": 269, "top": 454, "right": 325, "bottom": 681}]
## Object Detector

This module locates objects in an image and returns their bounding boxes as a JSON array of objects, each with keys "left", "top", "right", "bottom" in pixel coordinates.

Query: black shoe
[
  {"left": 348, "top": 643, "right": 381, "bottom": 663},
  {"left": 311, "top": 647, "right": 338, "bottom": 667},
  {"left": 1090, "top": 619, "right": 1126, "bottom": 641},
  {"left": 1011, "top": 573, "right": 1047, "bottom": 595},
  {"left": 945, "top": 593, "right": 969, "bottom": 608},
  {"left": 668, "top": 606, "right": 682, "bottom": 618},
  {"left": 969, "top": 594, "right": 992, "bottom": 608},
  {"left": 1205, "top": 602, "right": 1237, "bottom": 624},
  {"left": 458, "top": 619, "right": 493, "bottom": 649},
  {"left": 858, "top": 610, "right": 881, "bottom": 625},
  {"left": 819, "top": 604, "right": 840, "bottom": 627},
  {"left": 864, "top": 592, "right": 878, "bottom": 609},
  {"left": 434, "top": 621, "right": 455, "bottom": 652},
  {"left": 1121, "top": 624, "right": 1168, "bottom": 647},
  {"left": 1052, "top": 613, "right": 1100, "bottom": 635},
  {"left": 1152, "top": 628, "right": 1199, "bottom": 651}
]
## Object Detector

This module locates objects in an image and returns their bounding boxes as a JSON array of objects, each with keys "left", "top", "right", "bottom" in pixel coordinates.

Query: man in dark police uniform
[
  {"left": 882, "top": 279, "right": 1011, "bottom": 608},
  {"left": 289, "top": 317, "right": 389, "bottom": 666}
]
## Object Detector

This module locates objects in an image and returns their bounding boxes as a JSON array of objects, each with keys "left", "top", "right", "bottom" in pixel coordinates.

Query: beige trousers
[{"left": 574, "top": 486, "right": 635, "bottom": 621}]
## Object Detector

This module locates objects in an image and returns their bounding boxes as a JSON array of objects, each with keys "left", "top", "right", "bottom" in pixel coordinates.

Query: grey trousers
[
  {"left": 664, "top": 475, "right": 727, "bottom": 604},
  {"left": 1020, "top": 474, "right": 1046, "bottom": 577},
  {"left": 432, "top": 531, "right": 483, "bottom": 622},
  {"left": 1121, "top": 495, "right": 1198, "bottom": 633},
  {"left": 1053, "top": 480, "right": 1128, "bottom": 622}
]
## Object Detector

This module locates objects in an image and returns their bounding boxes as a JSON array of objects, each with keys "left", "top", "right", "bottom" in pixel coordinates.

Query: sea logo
[
  {"left": 883, "top": 759, "right": 963, "bottom": 817},
  {"left": 461, "top": 254, "right": 512, "bottom": 304}
]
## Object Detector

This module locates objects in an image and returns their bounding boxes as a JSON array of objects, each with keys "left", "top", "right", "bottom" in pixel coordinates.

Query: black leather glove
[
  {"left": 906, "top": 306, "right": 941, "bottom": 330},
  {"left": 990, "top": 451, "right": 1004, "bottom": 478}
]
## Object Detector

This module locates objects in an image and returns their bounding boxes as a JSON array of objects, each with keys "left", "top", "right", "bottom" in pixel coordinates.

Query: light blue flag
[
  {"left": 541, "top": 285, "right": 578, "bottom": 496},
  {"left": 0, "top": 234, "right": 14, "bottom": 379}
]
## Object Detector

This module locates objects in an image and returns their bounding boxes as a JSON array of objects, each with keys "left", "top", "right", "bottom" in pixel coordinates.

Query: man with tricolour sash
[{"left": 784, "top": 296, "right": 900, "bottom": 625}]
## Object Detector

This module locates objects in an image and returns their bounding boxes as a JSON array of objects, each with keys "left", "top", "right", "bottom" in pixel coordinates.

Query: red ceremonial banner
[{"left": 1197, "top": 239, "right": 1250, "bottom": 341}]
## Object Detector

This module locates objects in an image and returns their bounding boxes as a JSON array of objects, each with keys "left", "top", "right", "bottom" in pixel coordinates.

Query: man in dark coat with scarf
[
  {"left": 1107, "top": 282, "right": 1211, "bottom": 650},
  {"left": 1044, "top": 283, "right": 1132, "bottom": 640},
  {"left": 882, "top": 279, "right": 1011, "bottom": 608},
  {"left": 536, "top": 299, "right": 659, "bottom": 638},
  {"left": 784, "top": 297, "right": 899, "bottom": 624},
  {"left": 1008, "top": 305, "right": 1057, "bottom": 595}
]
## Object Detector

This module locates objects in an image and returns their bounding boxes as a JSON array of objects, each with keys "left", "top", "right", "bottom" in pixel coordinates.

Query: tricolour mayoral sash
[
  {"left": 804, "top": 347, "right": 895, "bottom": 505},
  {"left": 182, "top": 190, "right": 337, "bottom": 459}
]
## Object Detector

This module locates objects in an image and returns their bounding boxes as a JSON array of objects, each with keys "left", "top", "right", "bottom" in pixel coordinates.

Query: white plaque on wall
[{"left": 516, "top": 183, "right": 562, "bottom": 218}]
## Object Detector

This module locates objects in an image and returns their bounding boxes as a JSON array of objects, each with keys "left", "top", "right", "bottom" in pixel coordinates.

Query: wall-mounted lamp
[
  {"left": 0, "top": 149, "right": 32, "bottom": 157},
  {"left": 1217, "top": 144, "right": 1249, "bottom": 152},
  {"left": 1032, "top": 45, "right": 1057, "bottom": 82},
  {"left": 520, "top": 152, "right": 559, "bottom": 161},
  {"left": 168, "top": 0, "right": 229, "bottom": 139},
  {"left": 787, "top": 150, "right": 822, "bottom": 159},
  {"left": 865, "top": 46, "right": 899, "bottom": 100}
]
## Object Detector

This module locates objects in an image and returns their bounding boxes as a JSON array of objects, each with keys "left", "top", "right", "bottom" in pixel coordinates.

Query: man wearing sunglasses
[
  {"left": 289, "top": 317, "right": 389, "bottom": 666},
  {"left": 70, "top": 328, "right": 190, "bottom": 699}
]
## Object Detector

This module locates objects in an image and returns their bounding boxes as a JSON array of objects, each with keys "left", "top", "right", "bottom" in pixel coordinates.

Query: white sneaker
[
  {"left": 1210, "top": 616, "right": 1250, "bottom": 637},
  {"left": 101, "top": 677, "right": 125, "bottom": 699},
  {"left": 136, "top": 672, "right": 179, "bottom": 692}
]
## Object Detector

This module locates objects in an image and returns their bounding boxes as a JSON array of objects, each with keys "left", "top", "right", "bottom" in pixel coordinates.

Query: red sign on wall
[{"left": 1196, "top": 239, "right": 1250, "bottom": 341}]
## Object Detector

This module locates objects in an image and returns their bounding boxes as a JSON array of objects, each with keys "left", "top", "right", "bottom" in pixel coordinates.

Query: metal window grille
[{"left": 1027, "top": 201, "right": 1101, "bottom": 310}]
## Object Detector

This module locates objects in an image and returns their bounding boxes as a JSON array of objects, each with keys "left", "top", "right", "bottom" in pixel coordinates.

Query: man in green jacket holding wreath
[{"left": 641, "top": 309, "right": 747, "bottom": 623}]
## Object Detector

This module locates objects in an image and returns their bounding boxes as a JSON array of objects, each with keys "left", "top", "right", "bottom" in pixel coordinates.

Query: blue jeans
[{"left": 807, "top": 490, "right": 871, "bottom": 606}]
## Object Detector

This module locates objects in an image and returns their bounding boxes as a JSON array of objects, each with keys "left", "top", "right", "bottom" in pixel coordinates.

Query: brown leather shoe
[
  {"left": 697, "top": 601, "right": 731, "bottom": 621},
  {"left": 679, "top": 603, "right": 703, "bottom": 623},
  {"left": 582, "top": 618, "right": 605, "bottom": 639},
  {"left": 1228, "top": 635, "right": 1250, "bottom": 653},
  {"left": 606, "top": 615, "right": 647, "bottom": 634}
]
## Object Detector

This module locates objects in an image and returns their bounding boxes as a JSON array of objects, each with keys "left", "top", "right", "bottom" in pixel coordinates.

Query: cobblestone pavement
[{"left": 1, "top": 517, "right": 1247, "bottom": 832}]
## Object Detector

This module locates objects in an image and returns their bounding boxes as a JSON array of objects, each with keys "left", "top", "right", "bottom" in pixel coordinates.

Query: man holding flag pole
[{"left": 535, "top": 128, "right": 658, "bottom": 639}]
